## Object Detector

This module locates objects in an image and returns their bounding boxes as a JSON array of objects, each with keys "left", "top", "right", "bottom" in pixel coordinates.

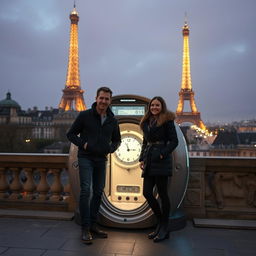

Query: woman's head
[
  {"left": 149, "top": 96, "right": 167, "bottom": 116},
  {"left": 140, "top": 96, "right": 175, "bottom": 128}
]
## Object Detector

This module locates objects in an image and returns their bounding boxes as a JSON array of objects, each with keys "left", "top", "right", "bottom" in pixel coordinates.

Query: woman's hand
[{"left": 140, "top": 161, "right": 144, "bottom": 170}]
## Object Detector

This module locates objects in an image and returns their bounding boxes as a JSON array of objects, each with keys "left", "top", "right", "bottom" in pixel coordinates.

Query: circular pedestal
[{"left": 169, "top": 208, "right": 187, "bottom": 231}]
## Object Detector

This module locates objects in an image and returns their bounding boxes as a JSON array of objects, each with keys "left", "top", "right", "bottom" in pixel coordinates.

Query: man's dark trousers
[{"left": 78, "top": 157, "right": 106, "bottom": 228}]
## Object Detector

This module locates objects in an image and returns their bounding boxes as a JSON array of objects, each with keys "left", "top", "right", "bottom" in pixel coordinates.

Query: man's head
[
  {"left": 96, "top": 87, "right": 112, "bottom": 98},
  {"left": 95, "top": 87, "right": 112, "bottom": 114}
]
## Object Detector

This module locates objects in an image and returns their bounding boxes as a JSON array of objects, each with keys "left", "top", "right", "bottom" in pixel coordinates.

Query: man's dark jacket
[{"left": 67, "top": 103, "right": 121, "bottom": 160}]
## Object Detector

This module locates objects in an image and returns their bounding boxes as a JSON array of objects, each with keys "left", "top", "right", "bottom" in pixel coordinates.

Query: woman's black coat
[{"left": 139, "top": 119, "right": 178, "bottom": 177}]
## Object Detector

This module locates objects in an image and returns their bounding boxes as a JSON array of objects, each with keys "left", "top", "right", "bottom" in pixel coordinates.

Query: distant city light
[{"left": 190, "top": 125, "right": 214, "bottom": 137}]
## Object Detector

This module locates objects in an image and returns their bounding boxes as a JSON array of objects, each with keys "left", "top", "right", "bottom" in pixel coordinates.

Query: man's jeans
[{"left": 78, "top": 157, "right": 106, "bottom": 228}]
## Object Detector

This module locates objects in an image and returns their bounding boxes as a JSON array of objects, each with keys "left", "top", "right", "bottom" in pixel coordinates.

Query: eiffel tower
[
  {"left": 176, "top": 21, "right": 206, "bottom": 130},
  {"left": 59, "top": 3, "right": 86, "bottom": 112}
]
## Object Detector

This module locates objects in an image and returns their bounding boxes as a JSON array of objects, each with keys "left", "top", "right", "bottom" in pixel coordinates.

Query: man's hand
[{"left": 83, "top": 142, "right": 88, "bottom": 151}]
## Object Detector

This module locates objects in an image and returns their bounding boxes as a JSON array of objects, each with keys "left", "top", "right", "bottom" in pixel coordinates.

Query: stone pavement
[{"left": 0, "top": 217, "right": 255, "bottom": 256}]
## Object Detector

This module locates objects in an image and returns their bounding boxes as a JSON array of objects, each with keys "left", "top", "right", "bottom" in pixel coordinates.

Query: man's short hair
[{"left": 96, "top": 87, "right": 113, "bottom": 97}]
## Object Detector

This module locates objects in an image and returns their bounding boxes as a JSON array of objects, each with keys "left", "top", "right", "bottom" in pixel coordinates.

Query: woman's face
[{"left": 150, "top": 99, "right": 162, "bottom": 116}]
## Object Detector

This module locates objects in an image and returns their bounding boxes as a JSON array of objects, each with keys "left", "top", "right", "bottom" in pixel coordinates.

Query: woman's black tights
[{"left": 143, "top": 175, "right": 171, "bottom": 222}]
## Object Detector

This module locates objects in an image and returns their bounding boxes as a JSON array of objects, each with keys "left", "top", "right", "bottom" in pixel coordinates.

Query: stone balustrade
[
  {"left": 0, "top": 153, "right": 71, "bottom": 212},
  {"left": 0, "top": 153, "right": 255, "bottom": 219},
  {"left": 184, "top": 156, "right": 256, "bottom": 220}
]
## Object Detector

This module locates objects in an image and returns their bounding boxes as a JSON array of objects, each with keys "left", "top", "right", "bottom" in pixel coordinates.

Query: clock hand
[{"left": 125, "top": 143, "right": 130, "bottom": 151}]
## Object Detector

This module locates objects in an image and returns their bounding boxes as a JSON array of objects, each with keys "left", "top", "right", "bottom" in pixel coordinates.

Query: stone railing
[
  {"left": 0, "top": 154, "right": 255, "bottom": 220},
  {"left": 0, "top": 153, "right": 73, "bottom": 212},
  {"left": 184, "top": 156, "right": 256, "bottom": 220}
]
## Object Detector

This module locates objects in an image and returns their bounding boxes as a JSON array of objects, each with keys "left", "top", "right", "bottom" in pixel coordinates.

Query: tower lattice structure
[
  {"left": 176, "top": 21, "right": 206, "bottom": 130},
  {"left": 59, "top": 4, "right": 86, "bottom": 112}
]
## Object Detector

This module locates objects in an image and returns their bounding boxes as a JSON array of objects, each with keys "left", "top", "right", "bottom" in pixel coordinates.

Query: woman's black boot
[
  {"left": 148, "top": 220, "right": 161, "bottom": 239},
  {"left": 153, "top": 222, "right": 169, "bottom": 243}
]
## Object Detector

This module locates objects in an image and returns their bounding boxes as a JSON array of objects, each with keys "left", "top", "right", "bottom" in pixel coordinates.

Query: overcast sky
[{"left": 0, "top": 0, "right": 255, "bottom": 123}]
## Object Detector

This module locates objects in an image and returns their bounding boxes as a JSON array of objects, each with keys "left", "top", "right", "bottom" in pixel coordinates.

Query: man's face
[{"left": 95, "top": 91, "right": 111, "bottom": 113}]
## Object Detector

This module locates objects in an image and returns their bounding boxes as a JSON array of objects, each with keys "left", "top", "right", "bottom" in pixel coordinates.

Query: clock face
[{"left": 115, "top": 134, "right": 142, "bottom": 165}]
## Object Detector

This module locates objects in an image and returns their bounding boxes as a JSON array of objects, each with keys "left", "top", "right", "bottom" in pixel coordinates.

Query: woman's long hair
[{"left": 140, "top": 96, "right": 176, "bottom": 129}]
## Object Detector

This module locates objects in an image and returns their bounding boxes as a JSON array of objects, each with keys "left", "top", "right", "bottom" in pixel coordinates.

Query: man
[{"left": 67, "top": 87, "right": 121, "bottom": 244}]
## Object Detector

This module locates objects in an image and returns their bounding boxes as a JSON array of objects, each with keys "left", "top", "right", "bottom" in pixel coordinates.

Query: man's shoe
[
  {"left": 81, "top": 228, "right": 93, "bottom": 244},
  {"left": 90, "top": 224, "right": 108, "bottom": 238}
]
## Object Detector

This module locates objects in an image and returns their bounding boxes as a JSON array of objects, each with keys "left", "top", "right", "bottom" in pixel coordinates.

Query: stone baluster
[
  {"left": 0, "top": 167, "right": 9, "bottom": 198},
  {"left": 22, "top": 168, "right": 36, "bottom": 200},
  {"left": 62, "top": 168, "right": 70, "bottom": 201},
  {"left": 49, "top": 168, "right": 63, "bottom": 201},
  {"left": 63, "top": 182, "right": 71, "bottom": 201},
  {"left": 9, "top": 168, "right": 23, "bottom": 200},
  {"left": 37, "top": 168, "right": 50, "bottom": 200}
]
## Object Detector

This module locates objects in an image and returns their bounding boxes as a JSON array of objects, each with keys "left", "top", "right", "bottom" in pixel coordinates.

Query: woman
[{"left": 139, "top": 96, "right": 178, "bottom": 242}]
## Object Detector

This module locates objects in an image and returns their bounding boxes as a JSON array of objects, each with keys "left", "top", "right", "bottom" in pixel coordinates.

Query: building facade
[{"left": 0, "top": 92, "right": 77, "bottom": 153}]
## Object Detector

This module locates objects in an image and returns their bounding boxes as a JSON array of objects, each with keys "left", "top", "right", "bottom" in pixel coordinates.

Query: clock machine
[{"left": 68, "top": 94, "right": 189, "bottom": 229}]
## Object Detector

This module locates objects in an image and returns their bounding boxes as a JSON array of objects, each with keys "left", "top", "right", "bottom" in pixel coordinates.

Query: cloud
[{"left": 0, "top": 0, "right": 256, "bottom": 122}]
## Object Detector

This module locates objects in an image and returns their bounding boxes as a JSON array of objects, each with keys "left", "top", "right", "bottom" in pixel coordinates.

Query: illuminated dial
[{"left": 115, "top": 134, "right": 142, "bottom": 164}]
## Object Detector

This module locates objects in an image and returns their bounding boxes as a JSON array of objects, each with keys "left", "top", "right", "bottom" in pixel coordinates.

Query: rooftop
[
  {"left": 0, "top": 217, "right": 255, "bottom": 256},
  {"left": 0, "top": 92, "right": 20, "bottom": 109}
]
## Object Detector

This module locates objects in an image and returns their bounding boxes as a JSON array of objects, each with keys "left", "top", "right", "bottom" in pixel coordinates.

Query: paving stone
[
  {"left": 60, "top": 238, "right": 106, "bottom": 254},
  {"left": 192, "top": 248, "right": 226, "bottom": 256},
  {"left": 0, "top": 233, "right": 66, "bottom": 250},
  {"left": 0, "top": 209, "right": 74, "bottom": 220},
  {"left": 42, "top": 249, "right": 99, "bottom": 256},
  {"left": 232, "top": 238, "right": 256, "bottom": 255},
  {"left": 101, "top": 240, "right": 135, "bottom": 255},
  {"left": 40, "top": 221, "right": 80, "bottom": 239},
  {"left": 0, "top": 248, "right": 44, "bottom": 256},
  {"left": 0, "top": 247, "right": 8, "bottom": 254},
  {"left": 191, "top": 235, "right": 231, "bottom": 250}
]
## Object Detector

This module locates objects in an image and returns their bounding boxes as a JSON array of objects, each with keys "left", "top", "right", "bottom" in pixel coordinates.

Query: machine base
[
  {"left": 74, "top": 207, "right": 187, "bottom": 231},
  {"left": 169, "top": 208, "right": 187, "bottom": 231}
]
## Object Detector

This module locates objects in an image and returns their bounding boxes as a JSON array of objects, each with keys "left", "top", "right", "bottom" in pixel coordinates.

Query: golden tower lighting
[
  {"left": 59, "top": 4, "right": 86, "bottom": 112},
  {"left": 176, "top": 20, "right": 206, "bottom": 130}
]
